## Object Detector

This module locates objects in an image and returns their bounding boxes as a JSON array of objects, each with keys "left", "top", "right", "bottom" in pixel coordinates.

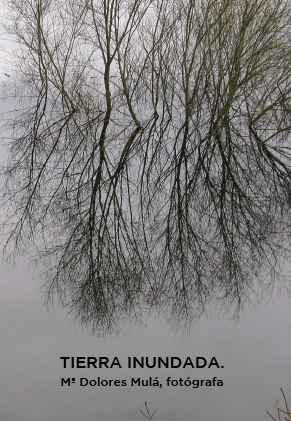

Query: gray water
[{"left": 0, "top": 262, "right": 290, "bottom": 421}]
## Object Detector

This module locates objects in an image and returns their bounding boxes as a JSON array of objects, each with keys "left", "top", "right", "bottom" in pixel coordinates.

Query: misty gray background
[
  {"left": 0, "top": 260, "right": 290, "bottom": 421},
  {"left": 0, "top": 16, "right": 291, "bottom": 421}
]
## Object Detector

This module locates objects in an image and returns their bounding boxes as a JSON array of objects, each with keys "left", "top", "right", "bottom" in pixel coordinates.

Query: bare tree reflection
[{"left": 2, "top": 0, "right": 291, "bottom": 334}]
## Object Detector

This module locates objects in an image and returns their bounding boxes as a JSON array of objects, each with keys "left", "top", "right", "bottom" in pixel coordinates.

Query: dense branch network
[{"left": 2, "top": 0, "right": 291, "bottom": 334}]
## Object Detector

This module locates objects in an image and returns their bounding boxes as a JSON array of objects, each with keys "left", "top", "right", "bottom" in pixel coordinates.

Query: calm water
[{"left": 0, "top": 262, "right": 290, "bottom": 421}]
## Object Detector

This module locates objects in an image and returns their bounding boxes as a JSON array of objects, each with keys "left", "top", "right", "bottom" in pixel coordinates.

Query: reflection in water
[{"left": 1, "top": 0, "right": 291, "bottom": 335}]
